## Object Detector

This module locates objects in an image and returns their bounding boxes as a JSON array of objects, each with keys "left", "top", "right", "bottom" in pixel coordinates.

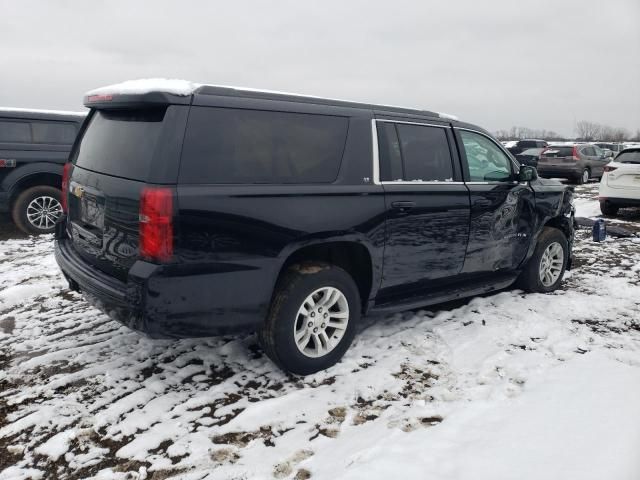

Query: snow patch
[{"left": 437, "top": 111, "right": 459, "bottom": 121}]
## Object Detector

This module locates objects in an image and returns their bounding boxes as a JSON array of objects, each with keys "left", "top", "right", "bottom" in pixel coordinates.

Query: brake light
[
  {"left": 603, "top": 165, "right": 617, "bottom": 173},
  {"left": 87, "top": 94, "right": 113, "bottom": 103},
  {"left": 139, "top": 187, "right": 173, "bottom": 262},
  {"left": 571, "top": 146, "right": 579, "bottom": 161},
  {"left": 61, "top": 163, "right": 72, "bottom": 213}
]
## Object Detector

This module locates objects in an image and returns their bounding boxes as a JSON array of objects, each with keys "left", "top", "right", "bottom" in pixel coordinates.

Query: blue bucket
[{"left": 592, "top": 219, "right": 606, "bottom": 242}]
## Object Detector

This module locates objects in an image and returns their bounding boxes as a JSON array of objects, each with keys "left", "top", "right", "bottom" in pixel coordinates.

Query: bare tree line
[{"left": 495, "top": 122, "right": 640, "bottom": 142}]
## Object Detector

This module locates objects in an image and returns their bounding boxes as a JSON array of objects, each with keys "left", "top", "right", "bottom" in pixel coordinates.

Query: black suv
[
  {"left": 0, "top": 108, "right": 86, "bottom": 234},
  {"left": 55, "top": 82, "right": 574, "bottom": 374}
]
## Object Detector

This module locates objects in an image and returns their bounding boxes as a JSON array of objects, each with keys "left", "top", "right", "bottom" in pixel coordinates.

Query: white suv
[{"left": 599, "top": 147, "right": 640, "bottom": 216}]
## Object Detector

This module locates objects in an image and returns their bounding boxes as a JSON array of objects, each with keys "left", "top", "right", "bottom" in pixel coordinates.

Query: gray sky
[{"left": 1, "top": 0, "right": 638, "bottom": 137}]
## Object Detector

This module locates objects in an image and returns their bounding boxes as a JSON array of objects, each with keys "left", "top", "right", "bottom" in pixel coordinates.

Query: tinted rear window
[
  {"left": 72, "top": 109, "right": 165, "bottom": 181},
  {"left": 617, "top": 151, "right": 640, "bottom": 164},
  {"left": 395, "top": 124, "right": 453, "bottom": 182},
  {"left": 32, "top": 122, "right": 77, "bottom": 144},
  {"left": 179, "top": 107, "right": 348, "bottom": 184},
  {"left": 544, "top": 147, "right": 574, "bottom": 157},
  {"left": 0, "top": 120, "right": 31, "bottom": 142}
]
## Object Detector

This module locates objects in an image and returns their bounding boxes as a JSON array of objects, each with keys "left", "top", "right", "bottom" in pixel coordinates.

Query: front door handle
[{"left": 391, "top": 201, "right": 416, "bottom": 212}]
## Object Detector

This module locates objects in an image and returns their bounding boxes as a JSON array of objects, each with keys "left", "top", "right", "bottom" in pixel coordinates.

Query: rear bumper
[
  {"left": 537, "top": 164, "right": 581, "bottom": 179},
  {"left": 54, "top": 220, "right": 267, "bottom": 338},
  {"left": 599, "top": 197, "right": 640, "bottom": 207}
]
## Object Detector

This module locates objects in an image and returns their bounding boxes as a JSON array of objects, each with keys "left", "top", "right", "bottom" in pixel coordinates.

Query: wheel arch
[
  {"left": 275, "top": 239, "right": 377, "bottom": 314},
  {"left": 4, "top": 164, "right": 63, "bottom": 208}
]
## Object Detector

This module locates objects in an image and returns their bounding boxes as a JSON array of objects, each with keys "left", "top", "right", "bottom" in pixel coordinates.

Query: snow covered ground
[{"left": 1, "top": 183, "right": 639, "bottom": 480}]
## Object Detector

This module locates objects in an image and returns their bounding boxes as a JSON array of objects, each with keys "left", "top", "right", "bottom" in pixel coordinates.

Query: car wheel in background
[
  {"left": 575, "top": 168, "right": 590, "bottom": 185},
  {"left": 259, "top": 262, "right": 360, "bottom": 375},
  {"left": 600, "top": 201, "right": 619, "bottom": 217},
  {"left": 516, "top": 227, "right": 568, "bottom": 293},
  {"left": 11, "top": 186, "right": 63, "bottom": 235}
]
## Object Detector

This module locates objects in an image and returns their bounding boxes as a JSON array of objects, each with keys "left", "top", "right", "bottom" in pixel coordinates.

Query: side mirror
[
  {"left": 604, "top": 151, "right": 614, "bottom": 158},
  {"left": 518, "top": 165, "right": 538, "bottom": 182}
]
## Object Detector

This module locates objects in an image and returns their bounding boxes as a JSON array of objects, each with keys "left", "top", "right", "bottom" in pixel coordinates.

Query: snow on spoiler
[{"left": 86, "top": 79, "right": 201, "bottom": 98}]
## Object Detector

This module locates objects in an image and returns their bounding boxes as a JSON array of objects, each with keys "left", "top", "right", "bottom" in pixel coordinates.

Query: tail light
[
  {"left": 139, "top": 187, "right": 173, "bottom": 262},
  {"left": 571, "top": 146, "right": 580, "bottom": 161},
  {"left": 603, "top": 165, "right": 617, "bottom": 173},
  {"left": 61, "top": 162, "right": 72, "bottom": 213}
]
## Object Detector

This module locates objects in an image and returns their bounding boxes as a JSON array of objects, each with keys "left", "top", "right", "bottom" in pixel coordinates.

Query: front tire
[
  {"left": 11, "top": 186, "right": 63, "bottom": 235},
  {"left": 259, "top": 262, "right": 360, "bottom": 375},
  {"left": 600, "top": 201, "right": 619, "bottom": 216},
  {"left": 516, "top": 227, "right": 568, "bottom": 293}
]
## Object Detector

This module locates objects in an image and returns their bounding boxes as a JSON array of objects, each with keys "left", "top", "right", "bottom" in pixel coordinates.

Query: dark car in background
[
  {"left": 505, "top": 139, "right": 548, "bottom": 156},
  {"left": 0, "top": 108, "right": 86, "bottom": 234},
  {"left": 55, "top": 81, "right": 574, "bottom": 374},
  {"left": 515, "top": 148, "right": 546, "bottom": 168},
  {"left": 537, "top": 143, "right": 610, "bottom": 184}
]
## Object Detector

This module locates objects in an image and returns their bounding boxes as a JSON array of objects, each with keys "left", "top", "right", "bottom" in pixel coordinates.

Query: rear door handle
[{"left": 391, "top": 201, "right": 416, "bottom": 211}]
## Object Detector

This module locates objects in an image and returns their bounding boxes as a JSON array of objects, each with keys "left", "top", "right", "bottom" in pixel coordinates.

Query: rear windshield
[
  {"left": 616, "top": 151, "right": 640, "bottom": 164},
  {"left": 179, "top": 107, "right": 349, "bottom": 184},
  {"left": 543, "top": 147, "right": 574, "bottom": 157},
  {"left": 72, "top": 109, "right": 165, "bottom": 180}
]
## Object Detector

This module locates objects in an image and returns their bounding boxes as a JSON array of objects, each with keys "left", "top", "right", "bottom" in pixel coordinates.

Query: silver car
[{"left": 537, "top": 144, "right": 612, "bottom": 184}]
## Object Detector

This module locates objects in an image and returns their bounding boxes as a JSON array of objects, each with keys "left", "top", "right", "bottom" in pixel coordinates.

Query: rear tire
[
  {"left": 516, "top": 227, "right": 568, "bottom": 293},
  {"left": 600, "top": 201, "right": 619, "bottom": 216},
  {"left": 259, "top": 262, "right": 360, "bottom": 375},
  {"left": 575, "top": 168, "right": 590, "bottom": 185},
  {"left": 11, "top": 186, "right": 63, "bottom": 235}
]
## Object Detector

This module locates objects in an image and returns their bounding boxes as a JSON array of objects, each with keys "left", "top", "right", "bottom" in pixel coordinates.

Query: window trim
[{"left": 371, "top": 119, "right": 464, "bottom": 185}]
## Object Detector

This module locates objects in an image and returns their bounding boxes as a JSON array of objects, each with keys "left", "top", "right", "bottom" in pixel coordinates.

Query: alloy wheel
[
  {"left": 26, "top": 196, "right": 63, "bottom": 230},
  {"left": 293, "top": 286, "right": 349, "bottom": 358},
  {"left": 539, "top": 241, "right": 564, "bottom": 287}
]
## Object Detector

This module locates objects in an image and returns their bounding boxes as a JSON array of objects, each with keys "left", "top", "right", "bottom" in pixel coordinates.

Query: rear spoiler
[{"left": 83, "top": 91, "right": 192, "bottom": 110}]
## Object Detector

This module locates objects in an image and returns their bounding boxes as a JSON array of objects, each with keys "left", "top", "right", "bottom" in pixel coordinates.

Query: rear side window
[
  {"left": 377, "top": 122, "right": 454, "bottom": 182},
  {"left": 617, "top": 151, "right": 640, "bottom": 164},
  {"left": 0, "top": 120, "right": 31, "bottom": 143},
  {"left": 179, "top": 107, "right": 349, "bottom": 184},
  {"left": 72, "top": 109, "right": 165, "bottom": 181},
  {"left": 32, "top": 122, "right": 77, "bottom": 144},
  {"left": 396, "top": 124, "right": 453, "bottom": 181}
]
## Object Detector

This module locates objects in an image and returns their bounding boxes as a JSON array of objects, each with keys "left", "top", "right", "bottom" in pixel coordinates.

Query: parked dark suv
[
  {"left": 55, "top": 82, "right": 575, "bottom": 374},
  {"left": 0, "top": 108, "right": 86, "bottom": 234},
  {"left": 505, "top": 139, "right": 548, "bottom": 156}
]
